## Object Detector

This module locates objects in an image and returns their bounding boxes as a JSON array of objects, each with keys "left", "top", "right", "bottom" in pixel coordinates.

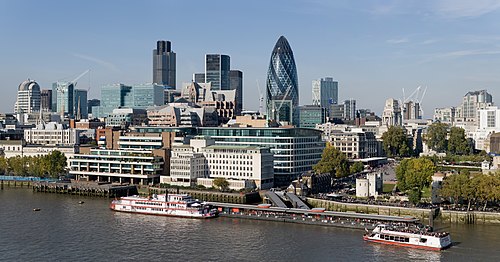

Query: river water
[{"left": 0, "top": 188, "right": 498, "bottom": 261}]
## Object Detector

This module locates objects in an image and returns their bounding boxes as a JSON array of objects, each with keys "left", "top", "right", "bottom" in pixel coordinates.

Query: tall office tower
[
  {"left": 74, "top": 89, "right": 88, "bottom": 119},
  {"left": 52, "top": 81, "right": 75, "bottom": 117},
  {"left": 41, "top": 89, "right": 52, "bottom": 112},
  {"left": 230, "top": 70, "right": 243, "bottom": 115},
  {"left": 382, "top": 98, "right": 402, "bottom": 126},
  {"left": 266, "top": 36, "right": 299, "bottom": 125},
  {"left": 205, "top": 54, "right": 230, "bottom": 90},
  {"left": 153, "top": 40, "right": 176, "bottom": 88},
  {"left": 343, "top": 99, "right": 356, "bottom": 121},
  {"left": 193, "top": 73, "right": 205, "bottom": 84},
  {"left": 403, "top": 101, "right": 421, "bottom": 120},
  {"left": 312, "top": 77, "right": 338, "bottom": 116},
  {"left": 14, "top": 79, "right": 41, "bottom": 114},
  {"left": 461, "top": 90, "right": 493, "bottom": 121}
]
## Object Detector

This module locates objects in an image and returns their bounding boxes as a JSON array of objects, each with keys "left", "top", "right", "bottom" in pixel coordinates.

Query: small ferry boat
[
  {"left": 363, "top": 224, "right": 452, "bottom": 250},
  {"left": 110, "top": 193, "right": 217, "bottom": 219}
]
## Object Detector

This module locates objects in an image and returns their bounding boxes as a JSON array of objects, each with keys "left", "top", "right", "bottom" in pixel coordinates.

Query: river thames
[{"left": 0, "top": 188, "right": 498, "bottom": 261}]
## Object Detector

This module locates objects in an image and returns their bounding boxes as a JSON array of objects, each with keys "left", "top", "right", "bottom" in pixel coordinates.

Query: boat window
[
  {"left": 389, "top": 236, "right": 394, "bottom": 241},
  {"left": 405, "top": 238, "right": 409, "bottom": 243},
  {"left": 420, "top": 238, "right": 427, "bottom": 243}
]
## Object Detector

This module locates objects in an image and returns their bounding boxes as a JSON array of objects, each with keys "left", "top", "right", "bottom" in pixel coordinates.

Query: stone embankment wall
[
  {"left": 438, "top": 210, "right": 500, "bottom": 224},
  {"left": 307, "top": 198, "right": 500, "bottom": 225}
]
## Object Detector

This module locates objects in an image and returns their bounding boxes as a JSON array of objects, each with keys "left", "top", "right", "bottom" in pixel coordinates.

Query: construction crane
[
  {"left": 256, "top": 79, "right": 264, "bottom": 116},
  {"left": 56, "top": 69, "right": 90, "bottom": 118},
  {"left": 401, "top": 85, "right": 428, "bottom": 119}
]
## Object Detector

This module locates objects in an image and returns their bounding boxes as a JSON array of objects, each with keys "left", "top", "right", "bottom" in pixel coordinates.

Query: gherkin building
[{"left": 266, "top": 36, "right": 299, "bottom": 125}]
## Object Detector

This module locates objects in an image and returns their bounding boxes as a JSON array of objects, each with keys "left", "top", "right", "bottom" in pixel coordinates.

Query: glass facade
[
  {"left": 312, "top": 77, "right": 338, "bottom": 117},
  {"left": 266, "top": 36, "right": 299, "bottom": 125},
  {"left": 52, "top": 82, "right": 74, "bottom": 117},
  {"left": 74, "top": 89, "right": 88, "bottom": 119},
  {"left": 132, "top": 84, "right": 165, "bottom": 109},
  {"left": 298, "top": 105, "right": 326, "bottom": 128},
  {"left": 198, "top": 127, "right": 324, "bottom": 187},
  {"left": 205, "top": 54, "right": 230, "bottom": 90},
  {"left": 229, "top": 70, "right": 243, "bottom": 115},
  {"left": 99, "top": 84, "right": 132, "bottom": 117}
]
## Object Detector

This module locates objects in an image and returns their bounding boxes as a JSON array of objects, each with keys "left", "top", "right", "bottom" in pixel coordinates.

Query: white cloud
[
  {"left": 432, "top": 0, "right": 500, "bottom": 18},
  {"left": 72, "top": 53, "right": 120, "bottom": 73},
  {"left": 439, "top": 49, "right": 500, "bottom": 58},
  {"left": 386, "top": 37, "right": 409, "bottom": 44}
]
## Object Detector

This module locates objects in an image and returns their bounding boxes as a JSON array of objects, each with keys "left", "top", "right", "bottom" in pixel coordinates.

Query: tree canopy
[
  {"left": 0, "top": 150, "right": 67, "bottom": 178},
  {"left": 440, "top": 172, "right": 500, "bottom": 210},
  {"left": 426, "top": 122, "right": 448, "bottom": 153},
  {"left": 447, "top": 127, "right": 471, "bottom": 155},
  {"left": 382, "top": 126, "right": 411, "bottom": 157},
  {"left": 313, "top": 143, "right": 350, "bottom": 178},
  {"left": 213, "top": 177, "right": 229, "bottom": 192},
  {"left": 395, "top": 158, "right": 436, "bottom": 204}
]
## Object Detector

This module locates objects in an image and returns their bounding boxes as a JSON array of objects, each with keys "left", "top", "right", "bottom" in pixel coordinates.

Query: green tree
[
  {"left": 395, "top": 158, "right": 436, "bottom": 204},
  {"left": 213, "top": 177, "right": 229, "bottom": 192},
  {"left": 313, "top": 143, "right": 349, "bottom": 178},
  {"left": 7, "top": 156, "right": 28, "bottom": 176},
  {"left": 27, "top": 156, "right": 45, "bottom": 177},
  {"left": 349, "top": 161, "right": 364, "bottom": 175},
  {"left": 447, "top": 127, "right": 470, "bottom": 155},
  {"left": 42, "top": 151, "right": 67, "bottom": 178},
  {"left": 382, "top": 126, "right": 411, "bottom": 157},
  {"left": 0, "top": 156, "right": 8, "bottom": 175},
  {"left": 426, "top": 122, "right": 448, "bottom": 153},
  {"left": 440, "top": 172, "right": 470, "bottom": 206}
]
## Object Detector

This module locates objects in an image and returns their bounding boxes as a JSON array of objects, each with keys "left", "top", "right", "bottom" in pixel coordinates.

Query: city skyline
[{"left": 1, "top": 0, "right": 500, "bottom": 116}]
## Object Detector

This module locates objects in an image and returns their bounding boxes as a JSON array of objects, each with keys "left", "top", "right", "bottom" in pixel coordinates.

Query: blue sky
[{"left": 1, "top": 0, "right": 500, "bottom": 116}]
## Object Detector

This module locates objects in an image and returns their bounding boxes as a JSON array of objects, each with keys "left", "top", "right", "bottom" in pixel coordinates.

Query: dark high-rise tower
[
  {"left": 153, "top": 40, "right": 176, "bottom": 88},
  {"left": 205, "top": 54, "right": 230, "bottom": 90},
  {"left": 266, "top": 36, "right": 299, "bottom": 125},
  {"left": 230, "top": 70, "right": 243, "bottom": 115}
]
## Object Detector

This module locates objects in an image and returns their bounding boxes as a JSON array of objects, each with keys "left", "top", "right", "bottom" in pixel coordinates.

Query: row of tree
[
  {"left": 381, "top": 123, "right": 473, "bottom": 158},
  {"left": 0, "top": 151, "right": 67, "bottom": 178},
  {"left": 426, "top": 123, "right": 472, "bottom": 155},
  {"left": 313, "top": 143, "right": 365, "bottom": 178},
  {"left": 440, "top": 171, "right": 500, "bottom": 211}
]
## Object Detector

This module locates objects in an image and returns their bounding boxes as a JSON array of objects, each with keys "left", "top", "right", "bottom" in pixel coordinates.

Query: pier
[
  {"left": 32, "top": 181, "right": 137, "bottom": 198},
  {"left": 209, "top": 202, "right": 420, "bottom": 229}
]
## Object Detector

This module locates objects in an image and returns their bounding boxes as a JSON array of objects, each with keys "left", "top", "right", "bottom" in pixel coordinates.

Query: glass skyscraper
[
  {"left": 266, "top": 36, "right": 299, "bottom": 125},
  {"left": 312, "top": 77, "right": 338, "bottom": 117},
  {"left": 153, "top": 40, "right": 176, "bottom": 88},
  {"left": 52, "top": 81, "right": 74, "bottom": 117},
  {"left": 205, "top": 54, "right": 230, "bottom": 90}
]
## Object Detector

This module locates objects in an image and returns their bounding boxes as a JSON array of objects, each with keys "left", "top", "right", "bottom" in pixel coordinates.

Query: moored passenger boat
[
  {"left": 363, "top": 224, "right": 452, "bottom": 250},
  {"left": 110, "top": 193, "right": 218, "bottom": 218}
]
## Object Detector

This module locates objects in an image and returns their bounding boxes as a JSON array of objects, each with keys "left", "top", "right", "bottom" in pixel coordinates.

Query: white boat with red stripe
[
  {"left": 363, "top": 224, "right": 452, "bottom": 251},
  {"left": 110, "top": 193, "right": 218, "bottom": 218}
]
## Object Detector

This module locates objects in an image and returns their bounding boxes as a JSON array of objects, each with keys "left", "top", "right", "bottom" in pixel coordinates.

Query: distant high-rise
[
  {"left": 266, "top": 36, "right": 299, "bottom": 125},
  {"left": 52, "top": 81, "right": 74, "bottom": 117},
  {"left": 461, "top": 90, "right": 493, "bottom": 121},
  {"left": 312, "top": 77, "right": 338, "bottom": 117},
  {"left": 74, "top": 89, "right": 88, "bottom": 119},
  {"left": 205, "top": 54, "right": 230, "bottom": 90},
  {"left": 343, "top": 99, "right": 356, "bottom": 121},
  {"left": 382, "top": 98, "right": 402, "bottom": 126},
  {"left": 41, "top": 89, "right": 52, "bottom": 112},
  {"left": 193, "top": 73, "right": 205, "bottom": 84},
  {"left": 87, "top": 98, "right": 100, "bottom": 115},
  {"left": 153, "top": 40, "right": 176, "bottom": 88},
  {"left": 14, "top": 79, "right": 41, "bottom": 114},
  {"left": 230, "top": 70, "right": 243, "bottom": 115}
]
